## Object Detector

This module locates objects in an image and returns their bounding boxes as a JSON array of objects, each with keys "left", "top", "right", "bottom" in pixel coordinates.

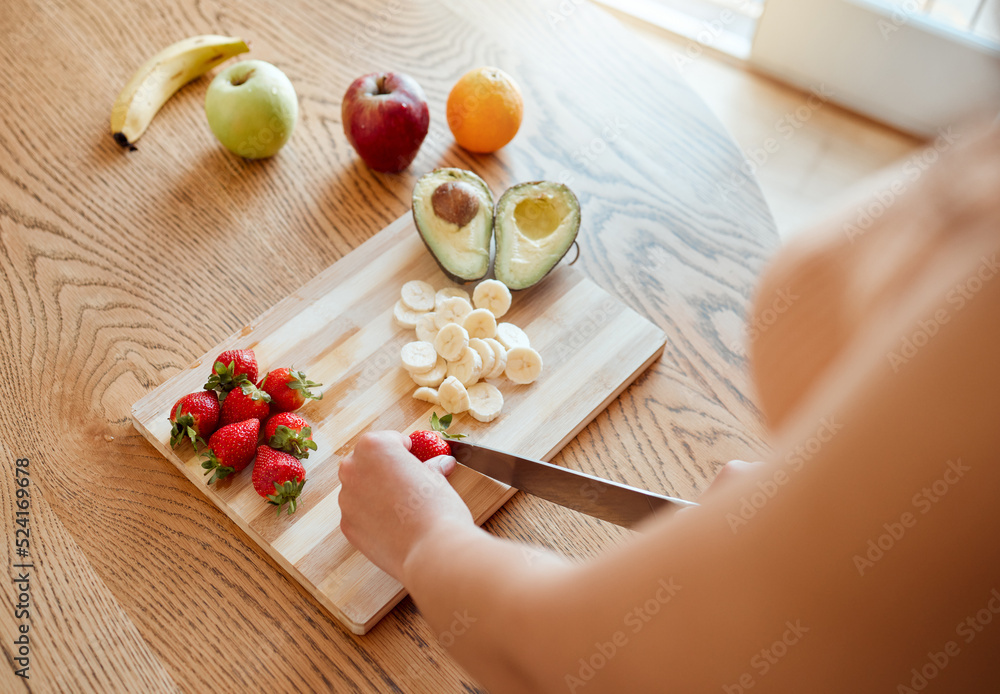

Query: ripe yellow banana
[{"left": 110, "top": 34, "right": 249, "bottom": 148}]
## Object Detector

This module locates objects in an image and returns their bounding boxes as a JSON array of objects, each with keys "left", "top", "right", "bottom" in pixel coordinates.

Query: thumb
[{"left": 424, "top": 455, "right": 457, "bottom": 477}]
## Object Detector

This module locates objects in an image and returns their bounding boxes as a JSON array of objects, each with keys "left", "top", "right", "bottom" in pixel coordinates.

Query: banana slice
[
  {"left": 505, "top": 346, "right": 543, "bottom": 384},
  {"left": 411, "top": 356, "right": 447, "bottom": 387},
  {"left": 416, "top": 312, "right": 440, "bottom": 343},
  {"left": 482, "top": 338, "right": 508, "bottom": 379},
  {"left": 438, "top": 376, "right": 471, "bottom": 414},
  {"left": 401, "top": 341, "right": 438, "bottom": 373},
  {"left": 496, "top": 322, "right": 530, "bottom": 350},
  {"left": 412, "top": 387, "right": 439, "bottom": 404},
  {"left": 467, "top": 383, "right": 504, "bottom": 422},
  {"left": 468, "top": 338, "right": 496, "bottom": 378},
  {"left": 393, "top": 299, "right": 427, "bottom": 329},
  {"left": 434, "top": 323, "right": 469, "bottom": 361},
  {"left": 463, "top": 308, "right": 498, "bottom": 339},
  {"left": 473, "top": 279, "right": 512, "bottom": 318},
  {"left": 435, "top": 287, "right": 470, "bottom": 310},
  {"left": 447, "top": 346, "right": 483, "bottom": 386},
  {"left": 401, "top": 280, "right": 436, "bottom": 312},
  {"left": 435, "top": 296, "right": 474, "bottom": 328}
]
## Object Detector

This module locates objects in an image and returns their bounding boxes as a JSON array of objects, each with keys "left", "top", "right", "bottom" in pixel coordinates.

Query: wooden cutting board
[{"left": 131, "top": 214, "right": 666, "bottom": 634}]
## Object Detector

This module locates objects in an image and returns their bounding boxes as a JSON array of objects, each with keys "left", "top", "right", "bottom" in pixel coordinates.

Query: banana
[
  {"left": 415, "top": 312, "right": 439, "bottom": 343},
  {"left": 436, "top": 287, "right": 470, "bottom": 310},
  {"left": 110, "top": 34, "right": 249, "bottom": 148},
  {"left": 473, "top": 279, "right": 512, "bottom": 318},
  {"left": 434, "top": 296, "right": 473, "bottom": 329},
  {"left": 468, "top": 338, "right": 496, "bottom": 377},
  {"left": 468, "top": 383, "right": 504, "bottom": 422},
  {"left": 447, "top": 346, "right": 483, "bottom": 386},
  {"left": 394, "top": 299, "right": 428, "bottom": 329},
  {"left": 401, "top": 341, "right": 438, "bottom": 373},
  {"left": 496, "top": 322, "right": 530, "bottom": 350},
  {"left": 412, "top": 387, "right": 440, "bottom": 405},
  {"left": 410, "top": 356, "right": 447, "bottom": 387},
  {"left": 463, "top": 308, "right": 497, "bottom": 339},
  {"left": 401, "top": 280, "right": 436, "bottom": 312},
  {"left": 505, "top": 346, "right": 543, "bottom": 384},
  {"left": 482, "top": 338, "right": 508, "bottom": 379},
  {"left": 438, "top": 376, "right": 471, "bottom": 414},
  {"left": 434, "top": 323, "right": 469, "bottom": 361}
]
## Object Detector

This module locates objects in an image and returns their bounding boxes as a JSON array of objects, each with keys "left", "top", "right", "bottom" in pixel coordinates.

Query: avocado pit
[{"left": 432, "top": 181, "right": 480, "bottom": 227}]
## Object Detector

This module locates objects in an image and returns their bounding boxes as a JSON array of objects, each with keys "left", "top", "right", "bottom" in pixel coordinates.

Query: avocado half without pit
[
  {"left": 412, "top": 168, "right": 494, "bottom": 283},
  {"left": 493, "top": 181, "right": 580, "bottom": 290}
]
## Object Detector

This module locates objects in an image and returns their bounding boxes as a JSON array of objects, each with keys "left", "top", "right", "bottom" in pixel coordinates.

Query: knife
[{"left": 448, "top": 440, "right": 697, "bottom": 528}]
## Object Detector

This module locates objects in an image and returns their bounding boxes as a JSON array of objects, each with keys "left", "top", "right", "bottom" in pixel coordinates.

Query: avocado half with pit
[
  {"left": 412, "top": 168, "right": 494, "bottom": 283},
  {"left": 493, "top": 181, "right": 580, "bottom": 290}
]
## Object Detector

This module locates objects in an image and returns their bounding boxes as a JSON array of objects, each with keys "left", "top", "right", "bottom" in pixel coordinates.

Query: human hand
[
  {"left": 702, "top": 459, "right": 764, "bottom": 500},
  {"left": 338, "top": 430, "right": 474, "bottom": 580}
]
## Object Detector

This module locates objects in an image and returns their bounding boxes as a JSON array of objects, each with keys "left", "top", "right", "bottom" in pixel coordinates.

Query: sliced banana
[
  {"left": 393, "top": 299, "right": 427, "bottom": 330},
  {"left": 412, "top": 386, "right": 439, "bottom": 404},
  {"left": 505, "top": 346, "right": 543, "bottom": 384},
  {"left": 401, "top": 341, "right": 438, "bottom": 373},
  {"left": 401, "top": 280, "right": 436, "bottom": 312},
  {"left": 438, "top": 376, "right": 471, "bottom": 414},
  {"left": 434, "top": 323, "right": 469, "bottom": 361},
  {"left": 435, "top": 296, "right": 474, "bottom": 328},
  {"left": 416, "top": 312, "right": 440, "bottom": 343},
  {"left": 496, "top": 322, "right": 530, "bottom": 350},
  {"left": 447, "top": 346, "right": 483, "bottom": 386},
  {"left": 463, "top": 308, "right": 498, "bottom": 339},
  {"left": 467, "top": 383, "right": 504, "bottom": 422},
  {"left": 468, "top": 338, "right": 495, "bottom": 378},
  {"left": 482, "top": 338, "right": 508, "bottom": 379},
  {"left": 435, "top": 287, "right": 470, "bottom": 310},
  {"left": 411, "top": 355, "right": 447, "bottom": 387},
  {"left": 473, "top": 279, "right": 512, "bottom": 318}
]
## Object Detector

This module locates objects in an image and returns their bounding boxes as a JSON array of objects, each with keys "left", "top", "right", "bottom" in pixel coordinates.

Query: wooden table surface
[{"left": 0, "top": 0, "right": 776, "bottom": 691}]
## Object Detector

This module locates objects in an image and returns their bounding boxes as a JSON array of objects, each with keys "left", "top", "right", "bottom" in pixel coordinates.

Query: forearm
[{"left": 401, "top": 520, "right": 573, "bottom": 692}]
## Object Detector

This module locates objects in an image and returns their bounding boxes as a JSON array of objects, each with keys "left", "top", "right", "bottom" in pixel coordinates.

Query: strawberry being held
[
  {"left": 252, "top": 445, "right": 307, "bottom": 515},
  {"left": 219, "top": 381, "right": 272, "bottom": 426},
  {"left": 260, "top": 367, "right": 323, "bottom": 412},
  {"left": 204, "top": 349, "right": 258, "bottom": 395},
  {"left": 408, "top": 412, "right": 465, "bottom": 462},
  {"left": 264, "top": 412, "right": 317, "bottom": 459},
  {"left": 168, "top": 390, "right": 220, "bottom": 449},
  {"left": 201, "top": 418, "right": 260, "bottom": 484}
]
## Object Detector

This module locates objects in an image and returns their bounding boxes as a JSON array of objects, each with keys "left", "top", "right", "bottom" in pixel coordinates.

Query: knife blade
[{"left": 448, "top": 440, "right": 696, "bottom": 528}]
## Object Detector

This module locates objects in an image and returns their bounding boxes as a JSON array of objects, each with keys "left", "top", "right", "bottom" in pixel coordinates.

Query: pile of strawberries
[{"left": 167, "top": 348, "right": 322, "bottom": 515}]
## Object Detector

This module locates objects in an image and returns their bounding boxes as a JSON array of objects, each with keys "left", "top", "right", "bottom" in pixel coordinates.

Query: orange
[{"left": 446, "top": 67, "right": 523, "bottom": 154}]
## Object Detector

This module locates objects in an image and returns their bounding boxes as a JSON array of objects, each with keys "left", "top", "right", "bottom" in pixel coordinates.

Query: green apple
[{"left": 205, "top": 60, "right": 298, "bottom": 159}]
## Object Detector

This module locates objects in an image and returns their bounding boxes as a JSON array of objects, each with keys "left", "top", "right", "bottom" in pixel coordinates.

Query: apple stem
[{"left": 230, "top": 69, "right": 256, "bottom": 86}]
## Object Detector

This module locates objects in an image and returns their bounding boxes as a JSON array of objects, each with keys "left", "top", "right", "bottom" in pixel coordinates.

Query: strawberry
[
  {"left": 168, "top": 390, "right": 219, "bottom": 449},
  {"left": 408, "top": 412, "right": 465, "bottom": 462},
  {"left": 264, "top": 412, "right": 317, "bottom": 459},
  {"left": 219, "top": 381, "right": 272, "bottom": 426},
  {"left": 259, "top": 367, "right": 323, "bottom": 412},
  {"left": 252, "top": 445, "right": 307, "bottom": 515},
  {"left": 201, "top": 418, "right": 260, "bottom": 484},
  {"left": 204, "top": 349, "right": 258, "bottom": 395}
]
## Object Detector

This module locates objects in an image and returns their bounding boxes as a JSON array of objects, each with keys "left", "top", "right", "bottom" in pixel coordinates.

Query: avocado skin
[
  {"left": 493, "top": 181, "right": 580, "bottom": 290},
  {"left": 412, "top": 168, "right": 494, "bottom": 283}
]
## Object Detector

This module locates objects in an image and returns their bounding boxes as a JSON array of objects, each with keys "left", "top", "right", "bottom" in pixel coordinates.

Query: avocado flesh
[
  {"left": 494, "top": 181, "right": 580, "bottom": 290},
  {"left": 412, "top": 168, "right": 493, "bottom": 283}
]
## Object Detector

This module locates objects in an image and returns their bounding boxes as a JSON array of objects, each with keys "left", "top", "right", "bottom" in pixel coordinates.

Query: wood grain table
[{"left": 0, "top": 0, "right": 777, "bottom": 691}]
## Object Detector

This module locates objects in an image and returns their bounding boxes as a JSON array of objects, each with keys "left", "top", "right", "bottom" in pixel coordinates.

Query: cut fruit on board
[{"left": 131, "top": 214, "right": 666, "bottom": 634}]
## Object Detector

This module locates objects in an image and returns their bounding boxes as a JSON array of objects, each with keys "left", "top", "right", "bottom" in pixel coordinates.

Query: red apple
[{"left": 341, "top": 72, "right": 430, "bottom": 173}]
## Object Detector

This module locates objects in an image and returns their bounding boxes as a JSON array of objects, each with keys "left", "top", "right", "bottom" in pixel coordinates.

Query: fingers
[{"left": 424, "top": 455, "right": 457, "bottom": 477}]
